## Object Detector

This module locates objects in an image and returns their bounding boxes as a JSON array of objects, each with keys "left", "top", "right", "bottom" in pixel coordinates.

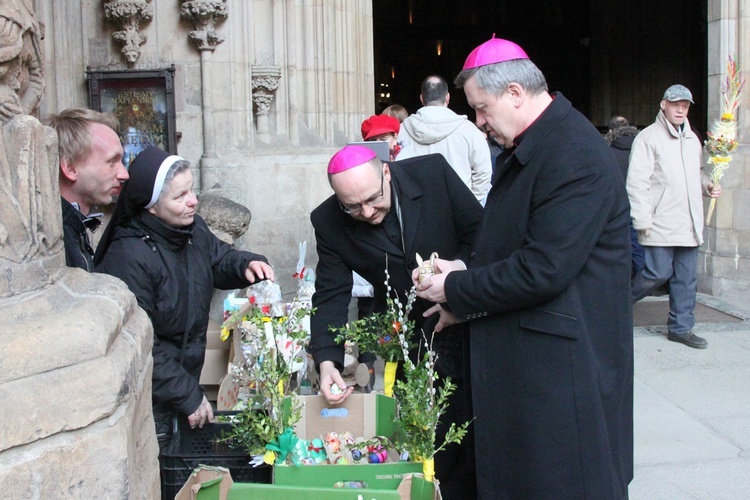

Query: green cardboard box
[
  {"left": 274, "top": 393, "right": 420, "bottom": 488},
  {"left": 227, "top": 474, "right": 435, "bottom": 500},
  {"left": 225, "top": 393, "right": 436, "bottom": 499}
]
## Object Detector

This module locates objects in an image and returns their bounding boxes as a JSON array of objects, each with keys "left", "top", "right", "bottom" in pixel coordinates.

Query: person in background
[
  {"left": 44, "top": 108, "right": 128, "bottom": 271},
  {"left": 361, "top": 113, "right": 402, "bottom": 160},
  {"left": 397, "top": 75, "right": 492, "bottom": 202},
  {"left": 382, "top": 103, "right": 409, "bottom": 123},
  {"left": 605, "top": 115, "right": 638, "bottom": 180},
  {"left": 94, "top": 146, "right": 274, "bottom": 454},
  {"left": 627, "top": 85, "right": 721, "bottom": 349},
  {"left": 605, "top": 115, "right": 644, "bottom": 277},
  {"left": 310, "top": 145, "right": 483, "bottom": 498},
  {"left": 414, "top": 36, "right": 634, "bottom": 499}
]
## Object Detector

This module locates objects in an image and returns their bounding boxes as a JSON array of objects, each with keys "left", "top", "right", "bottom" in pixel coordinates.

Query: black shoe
[{"left": 667, "top": 331, "right": 708, "bottom": 349}]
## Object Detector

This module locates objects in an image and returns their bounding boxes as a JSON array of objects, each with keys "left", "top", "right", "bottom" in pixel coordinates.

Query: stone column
[
  {"left": 0, "top": 3, "right": 159, "bottom": 497},
  {"left": 180, "top": 0, "right": 228, "bottom": 190},
  {"left": 103, "top": 0, "right": 154, "bottom": 65},
  {"left": 251, "top": 65, "right": 281, "bottom": 140}
]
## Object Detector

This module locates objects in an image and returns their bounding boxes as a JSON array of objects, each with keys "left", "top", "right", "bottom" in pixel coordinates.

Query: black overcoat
[
  {"left": 309, "top": 154, "right": 484, "bottom": 498},
  {"left": 96, "top": 213, "right": 265, "bottom": 420},
  {"left": 445, "top": 93, "right": 634, "bottom": 499}
]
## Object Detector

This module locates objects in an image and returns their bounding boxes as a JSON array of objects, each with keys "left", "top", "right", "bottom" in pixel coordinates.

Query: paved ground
[{"left": 629, "top": 292, "right": 750, "bottom": 499}]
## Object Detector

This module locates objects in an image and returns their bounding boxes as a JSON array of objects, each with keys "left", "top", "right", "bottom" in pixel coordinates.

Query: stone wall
[
  {"left": 35, "top": 0, "right": 375, "bottom": 291},
  {"left": 700, "top": 2, "right": 750, "bottom": 297},
  {"left": 0, "top": 271, "right": 159, "bottom": 498}
]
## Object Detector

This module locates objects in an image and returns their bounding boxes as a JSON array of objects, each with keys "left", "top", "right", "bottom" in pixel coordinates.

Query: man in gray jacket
[
  {"left": 627, "top": 84, "right": 721, "bottom": 349},
  {"left": 398, "top": 75, "right": 492, "bottom": 201}
]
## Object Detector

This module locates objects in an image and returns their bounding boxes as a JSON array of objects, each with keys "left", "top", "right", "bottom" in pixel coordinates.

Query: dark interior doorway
[{"left": 373, "top": 0, "right": 707, "bottom": 132}]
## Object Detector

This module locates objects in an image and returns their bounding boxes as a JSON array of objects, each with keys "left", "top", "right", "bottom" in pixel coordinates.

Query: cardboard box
[
  {"left": 224, "top": 473, "right": 436, "bottom": 500},
  {"left": 175, "top": 465, "right": 233, "bottom": 500},
  {"left": 274, "top": 394, "right": 422, "bottom": 490},
  {"left": 211, "top": 395, "right": 437, "bottom": 499},
  {"left": 201, "top": 320, "right": 231, "bottom": 386}
]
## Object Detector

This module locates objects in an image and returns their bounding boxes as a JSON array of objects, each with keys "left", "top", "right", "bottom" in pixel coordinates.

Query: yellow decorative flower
[
  {"left": 263, "top": 450, "right": 277, "bottom": 465},
  {"left": 220, "top": 326, "right": 231, "bottom": 342},
  {"left": 721, "top": 112, "right": 734, "bottom": 121}
]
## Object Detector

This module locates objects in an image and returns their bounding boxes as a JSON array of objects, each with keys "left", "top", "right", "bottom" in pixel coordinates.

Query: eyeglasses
[{"left": 337, "top": 169, "right": 385, "bottom": 215}]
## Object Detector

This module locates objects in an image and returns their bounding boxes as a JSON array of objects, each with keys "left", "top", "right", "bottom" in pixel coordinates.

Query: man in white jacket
[
  {"left": 398, "top": 75, "right": 492, "bottom": 201},
  {"left": 627, "top": 84, "right": 721, "bottom": 349}
]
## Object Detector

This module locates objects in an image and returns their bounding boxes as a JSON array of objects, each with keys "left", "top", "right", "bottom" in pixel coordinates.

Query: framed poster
[{"left": 87, "top": 65, "right": 177, "bottom": 166}]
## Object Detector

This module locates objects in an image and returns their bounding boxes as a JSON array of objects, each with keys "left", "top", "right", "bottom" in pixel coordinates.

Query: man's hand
[
  {"left": 415, "top": 272, "right": 448, "bottom": 303},
  {"left": 319, "top": 361, "right": 353, "bottom": 404},
  {"left": 423, "top": 303, "right": 460, "bottom": 332},
  {"left": 410, "top": 257, "right": 466, "bottom": 286},
  {"left": 411, "top": 258, "right": 465, "bottom": 303},
  {"left": 637, "top": 228, "right": 651, "bottom": 238},
  {"left": 708, "top": 182, "right": 722, "bottom": 198},
  {"left": 245, "top": 261, "right": 275, "bottom": 283}
]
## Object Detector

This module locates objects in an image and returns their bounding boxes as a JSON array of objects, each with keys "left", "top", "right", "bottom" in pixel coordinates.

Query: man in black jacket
[
  {"left": 44, "top": 108, "right": 128, "bottom": 270},
  {"left": 310, "top": 145, "right": 483, "bottom": 498},
  {"left": 415, "top": 37, "right": 633, "bottom": 499}
]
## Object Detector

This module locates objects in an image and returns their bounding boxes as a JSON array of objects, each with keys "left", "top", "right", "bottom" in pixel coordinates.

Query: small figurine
[
  {"left": 308, "top": 438, "right": 328, "bottom": 464},
  {"left": 367, "top": 443, "right": 388, "bottom": 464},
  {"left": 415, "top": 252, "right": 438, "bottom": 284},
  {"left": 292, "top": 439, "right": 315, "bottom": 465},
  {"left": 325, "top": 431, "right": 341, "bottom": 454},
  {"left": 340, "top": 431, "right": 355, "bottom": 446}
]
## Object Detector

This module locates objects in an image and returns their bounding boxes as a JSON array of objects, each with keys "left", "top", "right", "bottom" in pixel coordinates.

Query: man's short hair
[
  {"left": 454, "top": 58, "right": 547, "bottom": 97},
  {"left": 421, "top": 75, "right": 449, "bottom": 105},
  {"left": 43, "top": 108, "right": 119, "bottom": 165}
]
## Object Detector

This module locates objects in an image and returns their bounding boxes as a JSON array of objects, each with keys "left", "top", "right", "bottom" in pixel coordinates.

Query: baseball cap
[
  {"left": 662, "top": 84, "right": 694, "bottom": 103},
  {"left": 361, "top": 114, "right": 400, "bottom": 140},
  {"left": 327, "top": 145, "right": 377, "bottom": 174},
  {"left": 463, "top": 34, "right": 529, "bottom": 70}
]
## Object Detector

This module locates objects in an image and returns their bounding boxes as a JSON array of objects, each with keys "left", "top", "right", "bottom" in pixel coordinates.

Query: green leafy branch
[
  {"left": 332, "top": 262, "right": 417, "bottom": 362},
  {"left": 393, "top": 333, "right": 472, "bottom": 462}
]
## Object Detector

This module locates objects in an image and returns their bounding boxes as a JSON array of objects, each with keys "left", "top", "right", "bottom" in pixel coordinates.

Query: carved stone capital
[
  {"left": 180, "top": 0, "right": 228, "bottom": 52},
  {"left": 251, "top": 66, "right": 281, "bottom": 117},
  {"left": 252, "top": 93, "right": 275, "bottom": 115},
  {"left": 103, "top": 0, "right": 154, "bottom": 64}
]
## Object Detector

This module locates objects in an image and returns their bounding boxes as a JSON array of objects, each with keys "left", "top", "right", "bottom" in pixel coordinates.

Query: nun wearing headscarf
[{"left": 95, "top": 146, "right": 274, "bottom": 450}]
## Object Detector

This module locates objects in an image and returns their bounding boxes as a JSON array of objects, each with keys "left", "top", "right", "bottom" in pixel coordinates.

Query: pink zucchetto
[
  {"left": 462, "top": 34, "right": 529, "bottom": 70},
  {"left": 327, "top": 145, "right": 378, "bottom": 174}
]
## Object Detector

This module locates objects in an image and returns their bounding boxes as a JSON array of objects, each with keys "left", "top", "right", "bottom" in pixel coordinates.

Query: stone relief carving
[
  {"left": 0, "top": 0, "right": 44, "bottom": 124},
  {"left": 0, "top": 0, "right": 62, "bottom": 297},
  {"left": 251, "top": 65, "right": 281, "bottom": 136},
  {"left": 180, "top": 0, "right": 228, "bottom": 51},
  {"left": 103, "top": 0, "right": 154, "bottom": 64},
  {"left": 0, "top": 115, "right": 59, "bottom": 266}
]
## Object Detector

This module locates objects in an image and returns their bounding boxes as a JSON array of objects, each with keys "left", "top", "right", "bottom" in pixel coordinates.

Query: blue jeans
[{"left": 631, "top": 246, "right": 699, "bottom": 335}]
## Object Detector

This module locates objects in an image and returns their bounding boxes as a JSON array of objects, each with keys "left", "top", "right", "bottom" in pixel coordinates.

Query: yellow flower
[
  {"left": 721, "top": 112, "right": 735, "bottom": 121},
  {"left": 710, "top": 156, "right": 732, "bottom": 165},
  {"left": 261, "top": 317, "right": 272, "bottom": 323},
  {"left": 263, "top": 450, "right": 276, "bottom": 465},
  {"left": 220, "top": 326, "right": 231, "bottom": 342}
]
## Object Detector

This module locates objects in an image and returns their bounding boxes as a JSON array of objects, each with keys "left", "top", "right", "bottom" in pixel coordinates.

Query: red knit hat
[{"left": 361, "top": 114, "right": 400, "bottom": 140}]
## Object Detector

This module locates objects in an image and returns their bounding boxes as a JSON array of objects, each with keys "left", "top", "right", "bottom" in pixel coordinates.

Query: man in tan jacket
[{"left": 627, "top": 84, "right": 721, "bottom": 349}]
